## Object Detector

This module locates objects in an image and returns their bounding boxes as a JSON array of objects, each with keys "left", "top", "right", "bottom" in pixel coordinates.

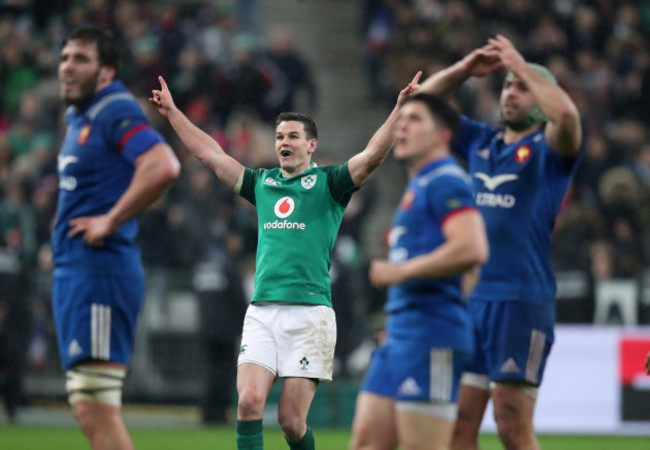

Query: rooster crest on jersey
[{"left": 77, "top": 124, "right": 91, "bottom": 145}]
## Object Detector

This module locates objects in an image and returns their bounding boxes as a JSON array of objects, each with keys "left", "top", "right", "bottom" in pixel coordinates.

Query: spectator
[
  {"left": 195, "top": 230, "right": 248, "bottom": 424},
  {"left": 264, "top": 27, "right": 318, "bottom": 120}
]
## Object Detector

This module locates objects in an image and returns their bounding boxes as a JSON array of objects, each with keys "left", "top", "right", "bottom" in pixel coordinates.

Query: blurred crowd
[
  {"left": 1, "top": 0, "right": 650, "bottom": 418},
  {"left": 361, "top": 0, "right": 650, "bottom": 308}
]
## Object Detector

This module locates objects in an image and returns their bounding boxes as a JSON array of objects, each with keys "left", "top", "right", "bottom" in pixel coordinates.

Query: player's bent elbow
[
  {"left": 470, "top": 240, "right": 489, "bottom": 266},
  {"left": 165, "top": 158, "right": 181, "bottom": 182},
  {"left": 557, "top": 102, "right": 580, "bottom": 124},
  {"left": 157, "top": 155, "right": 181, "bottom": 184}
]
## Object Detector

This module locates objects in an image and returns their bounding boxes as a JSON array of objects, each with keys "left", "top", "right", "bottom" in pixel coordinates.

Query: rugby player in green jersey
[{"left": 150, "top": 72, "right": 421, "bottom": 450}]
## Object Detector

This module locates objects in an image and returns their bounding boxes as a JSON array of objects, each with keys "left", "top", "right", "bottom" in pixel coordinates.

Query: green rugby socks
[
  {"left": 287, "top": 426, "right": 315, "bottom": 450},
  {"left": 236, "top": 419, "right": 263, "bottom": 449}
]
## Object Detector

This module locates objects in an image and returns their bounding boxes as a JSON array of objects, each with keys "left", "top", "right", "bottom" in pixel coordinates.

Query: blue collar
[
  {"left": 415, "top": 156, "right": 455, "bottom": 178},
  {"left": 74, "top": 81, "right": 127, "bottom": 115}
]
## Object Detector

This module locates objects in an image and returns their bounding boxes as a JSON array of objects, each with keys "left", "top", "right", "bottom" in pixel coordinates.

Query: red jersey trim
[
  {"left": 118, "top": 124, "right": 149, "bottom": 152},
  {"left": 441, "top": 206, "right": 478, "bottom": 229}
]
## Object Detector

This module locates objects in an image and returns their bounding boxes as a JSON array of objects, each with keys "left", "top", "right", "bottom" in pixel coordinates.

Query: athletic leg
[
  {"left": 491, "top": 382, "right": 539, "bottom": 450},
  {"left": 73, "top": 402, "right": 132, "bottom": 450},
  {"left": 273, "top": 305, "right": 337, "bottom": 448},
  {"left": 278, "top": 377, "right": 318, "bottom": 448},
  {"left": 236, "top": 362, "right": 275, "bottom": 450},
  {"left": 67, "top": 362, "right": 132, "bottom": 450},
  {"left": 350, "top": 391, "right": 397, "bottom": 450},
  {"left": 486, "top": 301, "right": 553, "bottom": 450},
  {"left": 451, "top": 375, "right": 490, "bottom": 450},
  {"left": 453, "top": 299, "right": 491, "bottom": 450},
  {"left": 237, "top": 362, "right": 275, "bottom": 419},
  {"left": 395, "top": 405, "right": 454, "bottom": 450}
]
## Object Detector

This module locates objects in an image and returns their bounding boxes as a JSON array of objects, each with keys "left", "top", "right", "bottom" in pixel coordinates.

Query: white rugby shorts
[{"left": 238, "top": 303, "right": 337, "bottom": 381}]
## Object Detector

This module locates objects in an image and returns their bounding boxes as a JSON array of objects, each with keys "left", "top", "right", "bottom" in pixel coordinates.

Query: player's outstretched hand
[
  {"left": 460, "top": 44, "right": 503, "bottom": 78},
  {"left": 396, "top": 71, "right": 422, "bottom": 107},
  {"left": 646, "top": 352, "right": 650, "bottom": 375},
  {"left": 149, "top": 76, "right": 176, "bottom": 118},
  {"left": 488, "top": 34, "right": 526, "bottom": 74}
]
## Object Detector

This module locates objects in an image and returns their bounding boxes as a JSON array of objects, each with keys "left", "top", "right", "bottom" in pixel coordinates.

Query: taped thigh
[
  {"left": 66, "top": 364, "right": 126, "bottom": 407},
  {"left": 396, "top": 400, "right": 458, "bottom": 421},
  {"left": 490, "top": 380, "right": 539, "bottom": 399},
  {"left": 460, "top": 372, "right": 490, "bottom": 392}
]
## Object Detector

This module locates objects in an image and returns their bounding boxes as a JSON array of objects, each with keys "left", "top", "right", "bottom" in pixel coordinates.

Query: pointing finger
[
  {"left": 158, "top": 76, "right": 168, "bottom": 90},
  {"left": 410, "top": 71, "right": 422, "bottom": 87}
]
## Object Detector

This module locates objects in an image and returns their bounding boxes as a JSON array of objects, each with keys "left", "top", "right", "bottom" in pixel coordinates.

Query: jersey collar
[
  {"left": 72, "top": 81, "right": 128, "bottom": 116},
  {"left": 415, "top": 156, "right": 455, "bottom": 178},
  {"left": 279, "top": 160, "right": 318, "bottom": 179},
  {"left": 501, "top": 128, "right": 544, "bottom": 148}
]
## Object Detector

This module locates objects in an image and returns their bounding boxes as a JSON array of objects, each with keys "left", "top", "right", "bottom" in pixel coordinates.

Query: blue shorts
[
  {"left": 466, "top": 300, "right": 554, "bottom": 386},
  {"left": 361, "top": 337, "right": 469, "bottom": 404},
  {"left": 52, "top": 271, "right": 144, "bottom": 370}
]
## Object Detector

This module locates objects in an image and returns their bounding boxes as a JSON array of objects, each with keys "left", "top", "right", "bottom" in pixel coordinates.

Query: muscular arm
[
  {"left": 489, "top": 35, "right": 582, "bottom": 157},
  {"left": 68, "top": 143, "right": 180, "bottom": 246},
  {"left": 108, "top": 143, "right": 180, "bottom": 224},
  {"left": 419, "top": 45, "right": 503, "bottom": 99},
  {"left": 369, "top": 210, "right": 489, "bottom": 286},
  {"left": 514, "top": 65, "right": 581, "bottom": 157},
  {"left": 150, "top": 76, "right": 245, "bottom": 189},
  {"left": 348, "top": 72, "right": 421, "bottom": 187},
  {"left": 419, "top": 61, "right": 470, "bottom": 99}
]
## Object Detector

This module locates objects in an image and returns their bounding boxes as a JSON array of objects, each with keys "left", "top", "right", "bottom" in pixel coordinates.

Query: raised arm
[
  {"left": 489, "top": 35, "right": 582, "bottom": 157},
  {"left": 149, "top": 76, "right": 245, "bottom": 189},
  {"left": 419, "top": 45, "right": 503, "bottom": 98},
  {"left": 347, "top": 72, "right": 421, "bottom": 186}
]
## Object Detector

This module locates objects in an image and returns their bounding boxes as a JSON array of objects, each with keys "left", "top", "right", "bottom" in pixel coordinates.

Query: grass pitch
[{"left": 2, "top": 427, "right": 650, "bottom": 449}]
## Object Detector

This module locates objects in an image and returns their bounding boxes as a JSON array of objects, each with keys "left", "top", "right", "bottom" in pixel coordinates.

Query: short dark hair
[
  {"left": 275, "top": 112, "right": 318, "bottom": 140},
  {"left": 404, "top": 93, "right": 460, "bottom": 141},
  {"left": 63, "top": 26, "right": 120, "bottom": 73}
]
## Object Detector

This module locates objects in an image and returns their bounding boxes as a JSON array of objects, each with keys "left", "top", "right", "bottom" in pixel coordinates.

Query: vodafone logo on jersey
[
  {"left": 274, "top": 196, "right": 295, "bottom": 218},
  {"left": 265, "top": 196, "right": 306, "bottom": 230}
]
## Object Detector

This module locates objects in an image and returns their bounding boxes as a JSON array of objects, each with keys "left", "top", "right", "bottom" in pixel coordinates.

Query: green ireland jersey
[{"left": 238, "top": 162, "right": 359, "bottom": 307}]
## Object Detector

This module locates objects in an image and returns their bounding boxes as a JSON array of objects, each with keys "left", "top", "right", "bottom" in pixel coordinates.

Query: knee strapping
[
  {"left": 490, "top": 381, "right": 539, "bottom": 399},
  {"left": 461, "top": 372, "right": 490, "bottom": 391},
  {"left": 66, "top": 364, "right": 126, "bottom": 407}
]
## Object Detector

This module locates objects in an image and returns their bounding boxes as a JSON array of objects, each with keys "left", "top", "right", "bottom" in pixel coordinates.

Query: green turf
[{"left": 1, "top": 427, "right": 649, "bottom": 449}]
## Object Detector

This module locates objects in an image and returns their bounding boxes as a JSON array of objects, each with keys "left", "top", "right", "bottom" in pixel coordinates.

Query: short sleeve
[
  {"left": 427, "top": 175, "right": 477, "bottom": 228},
  {"left": 100, "top": 100, "right": 166, "bottom": 163},
  {"left": 543, "top": 137, "right": 583, "bottom": 178},
  {"left": 239, "top": 168, "right": 264, "bottom": 205},
  {"left": 322, "top": 162, "right": 360, "bottom": 207},
  {"left": 452, "top": 116, "right": 497, "bottom": 162}
]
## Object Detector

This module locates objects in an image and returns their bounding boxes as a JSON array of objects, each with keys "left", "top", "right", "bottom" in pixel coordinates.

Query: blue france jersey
[
  {"left": 52, "top": 81, "right": 166, "bottom": 274},
  {"left": 453, "top": 116, "right": 580, "bottom": 305},
  {"left": 385, "top": 157, "right": 476, "bottom": 349}
]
